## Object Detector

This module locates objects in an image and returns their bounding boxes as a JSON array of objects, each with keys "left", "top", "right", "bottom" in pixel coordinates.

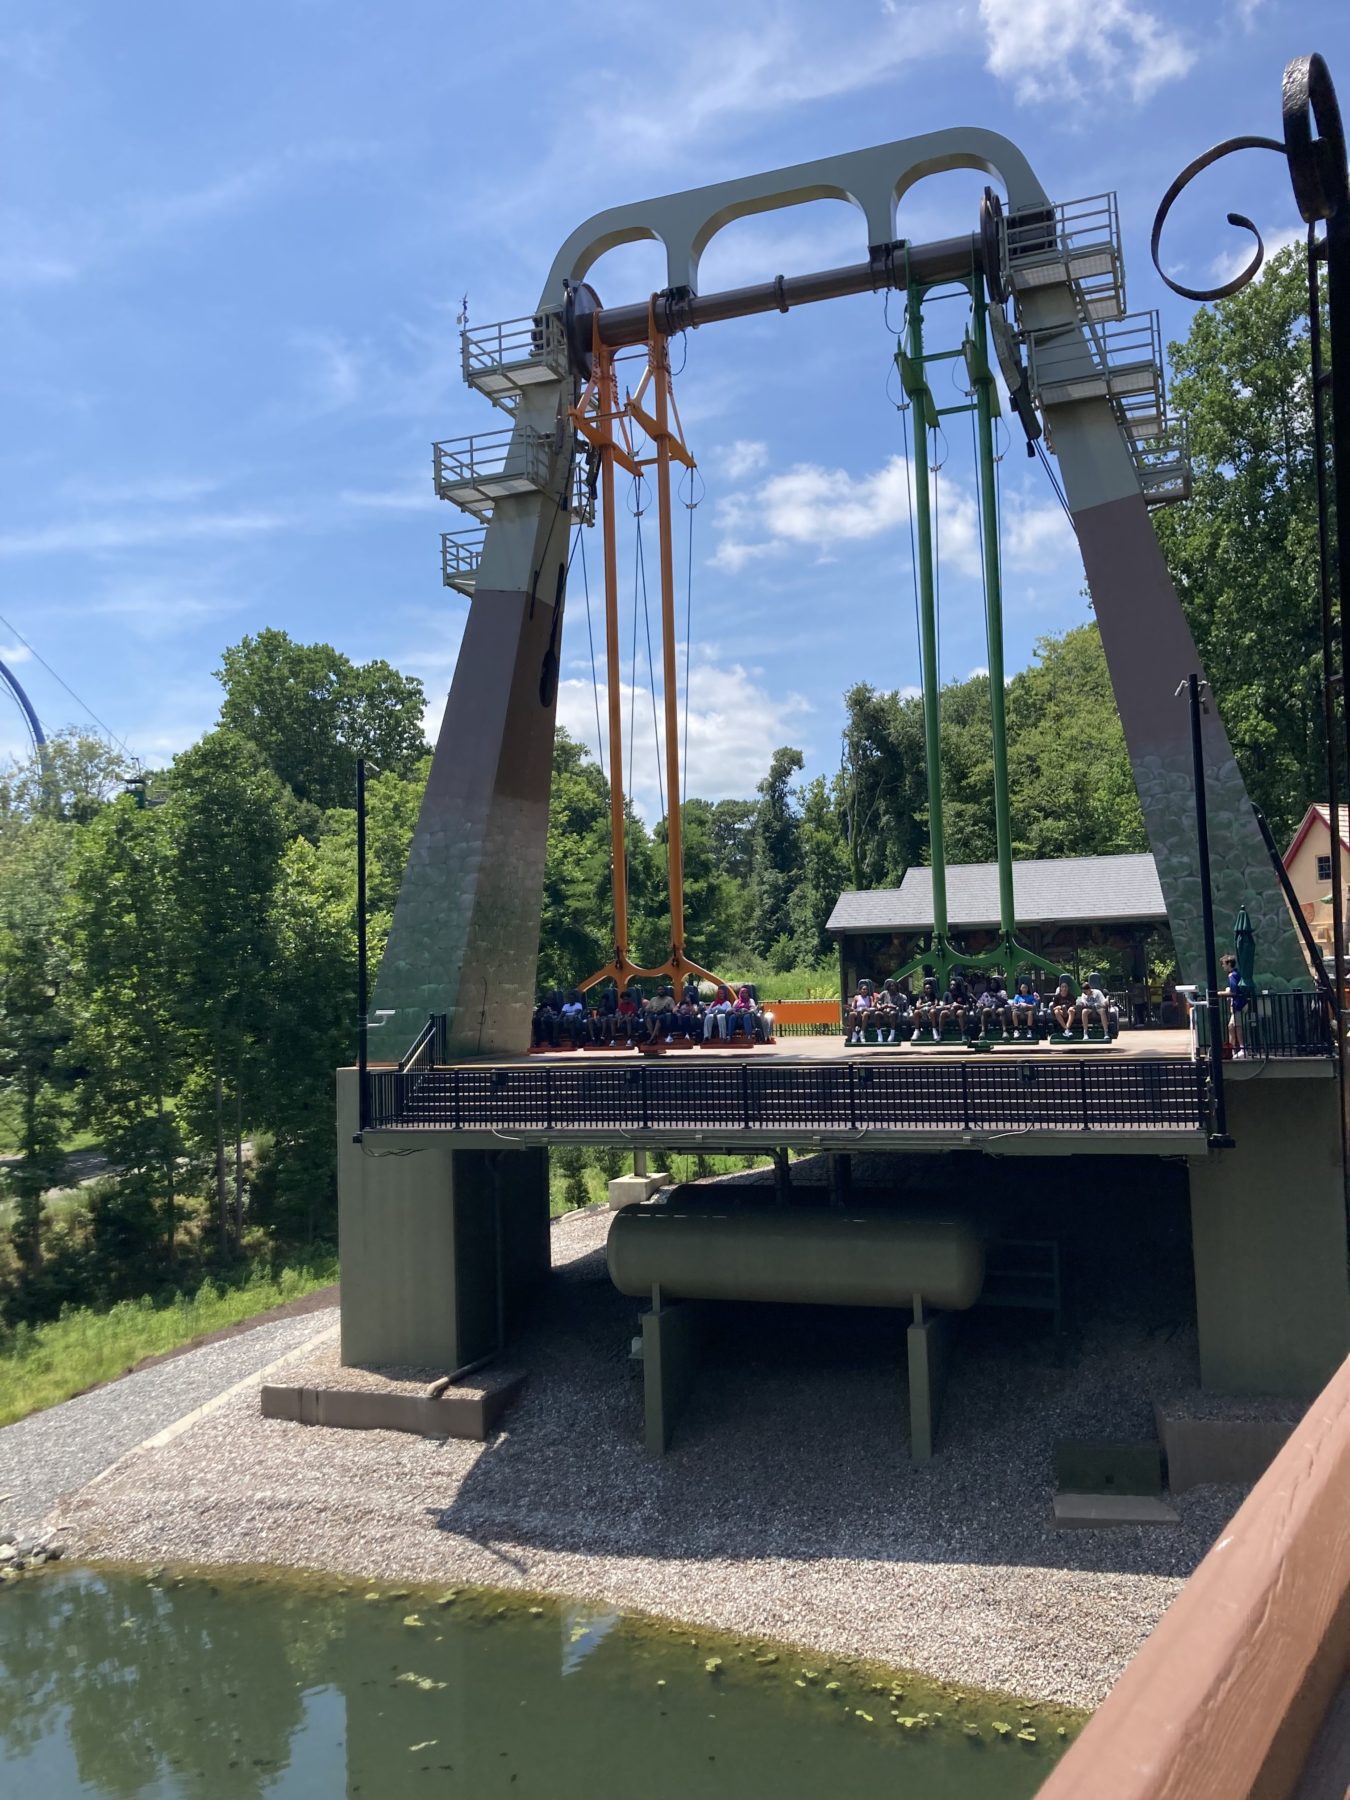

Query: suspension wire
[
  {"left": 682, "top": 484, "right": 695, "bottom": 779},
  {"left": 1034, "top": 438, "right": 1075, "bottom": 526},
  {"left": 0, "top": 606, "right": 129, "bottom": 752},
  {"left": 634, "top": 506, "right": 666, "bottom": 825},
  {"left": 968, "top": 385, "right": 993, "bottom": 662},
  {"left": 931, "top": 428, "right": 943, "bottom": 690},
  {"left": 576, "top": 526, "right": 605, "bottom": 776},
  {"left": 898, "top": 395, "right": 924, "bottom": 686},
  {"left": 628, "top": 504, "right": 642, "bottom": 817}
]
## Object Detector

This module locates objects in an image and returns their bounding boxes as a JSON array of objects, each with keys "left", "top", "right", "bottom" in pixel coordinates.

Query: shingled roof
[{"left": 826, "top": 853, "right": 1166, "bottom": 934}]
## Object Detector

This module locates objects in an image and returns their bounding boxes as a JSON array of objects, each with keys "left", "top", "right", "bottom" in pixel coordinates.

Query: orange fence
[{"left": 762, "top": 999, "right": 841, "bottom": 1031}]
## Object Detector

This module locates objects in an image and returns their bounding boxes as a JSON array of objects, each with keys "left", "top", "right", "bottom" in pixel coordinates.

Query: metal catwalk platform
[{"left": 363, "top": 1040, "right": 1209, "bottom": 1151}]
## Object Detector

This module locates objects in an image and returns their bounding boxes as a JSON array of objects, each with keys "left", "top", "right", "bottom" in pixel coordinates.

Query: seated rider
[
  {"left": 559, "top": 988, "right": 588, "bottom": 1046},
  {"left": 912, "top": 971, "right": 941, "bottom": 1040},
  {"left": 617, "top": 984, "right": 642, "bottom": 1044},
  {"left": 645, "top": 983, "right": 677, "bottom": 1043},
  {"left": 975, "top": 979, "right": 1008, "bottom": 1039},
  {"left": 1077, "top": 973, "right": 1111, "bottom": 1038},
  {"left": 1048, "top": 975, "right": 1077, "bottom": 1037},
  {"left": 938, "top": 970, "right": 970, "bottom": 1039},
  {"left": 532, "top": 987, "right": 564, "bottom": 1048},
  {"left": 872, "top": 980, "right": 898, "bottom": 1043},
  {"left": 674, "top": 993, "right": 700, "bottom": 1041},
  {"left": 732, "top": 984, "right": 760, "bottom": 1042},
  {"left": 847, "top": 980, "right": 874, "bottom": 1045},
  {"left": 593, "top": 982, "right": 620, "bottom": 1044},
  {"left": 703, "top": 982, "right": 735, "bottom": 1041},
  {"left": 1009, "top": 978, "right": 1040, "bottom": 1039}
]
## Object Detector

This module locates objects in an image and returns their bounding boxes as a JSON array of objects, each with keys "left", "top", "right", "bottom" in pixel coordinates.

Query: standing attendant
[{"left": 1222, "top": 953, "right": 1248, "bottom": 1059}]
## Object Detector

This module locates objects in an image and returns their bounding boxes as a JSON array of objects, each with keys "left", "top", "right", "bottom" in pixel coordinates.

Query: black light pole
[
  {"left": 356, "top": 755, "right": 368, "bottom": 1139},
  {"left": 1182, "top": 675, "right": 1232, "bottom": 1147}
]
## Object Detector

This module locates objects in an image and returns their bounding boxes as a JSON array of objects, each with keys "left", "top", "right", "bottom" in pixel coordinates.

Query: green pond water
[{"left": 0, "top": 1566, "right": 1079, "bottom": 1797}]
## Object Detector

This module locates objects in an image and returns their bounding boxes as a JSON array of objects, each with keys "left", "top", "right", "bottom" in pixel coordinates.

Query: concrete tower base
[{"left": 337, "top": 1070, "right": 549, "bottom": 1370}]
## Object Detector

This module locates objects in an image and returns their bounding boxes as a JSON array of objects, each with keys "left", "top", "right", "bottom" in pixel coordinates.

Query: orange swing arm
[{"left": 570, "top": 307, "right": 721, "bottom": 996}]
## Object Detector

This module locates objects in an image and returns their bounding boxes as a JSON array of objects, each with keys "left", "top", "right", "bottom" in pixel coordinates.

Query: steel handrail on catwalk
[{"left": 363, "top": 1042, "right": 1208, "bottom": 1139}]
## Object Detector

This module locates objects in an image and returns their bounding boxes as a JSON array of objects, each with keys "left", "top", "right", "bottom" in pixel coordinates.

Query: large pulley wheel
[
  {"left": 562, "top": 280, "right": 602, "bottom": 381},
  {"left": 980, "top": 187, "right": 1009, "bottom": 308}
]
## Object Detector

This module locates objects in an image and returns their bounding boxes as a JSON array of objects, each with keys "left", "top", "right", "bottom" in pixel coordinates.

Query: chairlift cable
[{"left": 0, "top": 606, "right": 129, "bottom": 752}]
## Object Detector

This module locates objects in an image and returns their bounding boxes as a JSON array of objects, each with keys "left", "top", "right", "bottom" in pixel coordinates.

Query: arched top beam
[{"left": 541, "top": 125, "right": 1049, "bottom": 304}]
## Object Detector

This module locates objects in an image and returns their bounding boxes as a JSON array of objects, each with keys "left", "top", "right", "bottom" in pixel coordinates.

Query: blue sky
[{"left": 0, "top": 0, "right": 1340, "bottom": 813}]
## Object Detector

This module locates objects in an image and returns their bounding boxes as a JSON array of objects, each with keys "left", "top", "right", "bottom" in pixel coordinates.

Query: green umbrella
[{"left": 1234, "top": 905, "right": 1256, "bottom": 992}]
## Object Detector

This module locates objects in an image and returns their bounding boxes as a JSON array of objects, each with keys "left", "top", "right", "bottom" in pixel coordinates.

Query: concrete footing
[
  {"left": 1156, "top": 1406, "right": 1301, "bottom": 1494},
  {"left": 1054, "top": 1493, "right": 1180, "bottom": 1528},
  {"left": 261, "top": 1368, "right": 525, "bottom": 1441},
  {"left": 608, "top": 1172, "right": 670, "bottom": 1211}
]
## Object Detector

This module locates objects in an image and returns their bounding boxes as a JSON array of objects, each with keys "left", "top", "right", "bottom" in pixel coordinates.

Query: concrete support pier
[
  {"left": 908, "top": 1304, "right": 958, "bottom": 1463},
  {"left": 1188, "top": 1073, "right": 1350, "bottom": 1396},
  {"left": 337, "top": 1070, "right": 549, "bottom": 1369}
]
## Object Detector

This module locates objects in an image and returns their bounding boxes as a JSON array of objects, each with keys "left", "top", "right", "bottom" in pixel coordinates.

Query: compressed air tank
[{"left": 606, "top": 1200, "right": 984, "bottom": 1311}]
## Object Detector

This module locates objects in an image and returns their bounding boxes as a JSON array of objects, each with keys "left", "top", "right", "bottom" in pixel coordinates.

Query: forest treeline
[{"left": 0, "top": 248, "right": 1322, "bottom": 1325}]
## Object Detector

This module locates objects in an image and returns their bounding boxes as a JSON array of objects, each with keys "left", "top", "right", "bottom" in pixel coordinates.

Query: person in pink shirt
[{"left": 732, "top": 984, "right": 760, "bottom": 1044}]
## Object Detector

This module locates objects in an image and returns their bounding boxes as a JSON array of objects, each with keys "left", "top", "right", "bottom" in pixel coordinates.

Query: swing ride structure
[{"left": 337, "top": 114, "right": 1348, "bottom": 1441}]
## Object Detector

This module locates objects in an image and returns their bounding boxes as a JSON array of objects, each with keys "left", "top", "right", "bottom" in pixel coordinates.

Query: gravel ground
[
  {"left": 54, "top": 1201, "right": 1249, "bottom": 1709},
  {"left": 0, "top": 1307, "right": 337, "bottom": 1533}
]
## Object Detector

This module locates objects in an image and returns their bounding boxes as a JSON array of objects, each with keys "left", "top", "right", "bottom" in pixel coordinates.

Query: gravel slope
[
  {"left": 0, "top": 1307, "right": 337, "bottom": 1532},
  {"left": 54, "top": 1207, "right": 1248, "bottom": 1708}
]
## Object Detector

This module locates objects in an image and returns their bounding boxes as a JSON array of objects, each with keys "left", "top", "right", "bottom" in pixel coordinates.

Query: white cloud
[
  {"left": 717, "top": 440, "right": 769, "bottom": 482},
  {"left": 0, "top": 510, "right": 288, "bottom": 558},
  {"left": 979, "top": 0, "right": 1194, "bottom": 106},
  {"left": 711, "top": 453, "right": 981, "bottom": 577},
  {"left": 339, "top": 482, "right": 440, "bottom": 513},
  {"left": 0, "top": 643, "right": 32, "bottom": 665},
  {"left": 555, "top": 652, "right": 811, "bottom": 816},
  {"left": 968, "top": 665, "right": 990, "bottom": 680},
  {"left": 1210, "top": 224, "right": 1304, "bottom": 286},
  {"left": 589, "top": 6, "right": 955, "bottom": 166},
  {"left": 1001, "top": 494, "right": 1079, "bottom": 573}
]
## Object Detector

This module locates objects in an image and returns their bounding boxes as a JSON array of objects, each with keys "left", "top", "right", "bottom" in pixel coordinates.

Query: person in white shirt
[{"left": 1076, "top": 975, "right": 1110, "bottom": 1038}]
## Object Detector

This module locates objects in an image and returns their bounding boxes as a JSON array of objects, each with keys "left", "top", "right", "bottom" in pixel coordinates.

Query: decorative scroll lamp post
[{"left": 1154, "top": 53, "right": 1350, "bottom": 1160}]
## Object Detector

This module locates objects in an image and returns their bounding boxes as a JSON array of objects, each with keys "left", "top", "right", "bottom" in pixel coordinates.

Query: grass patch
[{"left": 0, "top": 1257, "right": 338, "bottom": 1427}]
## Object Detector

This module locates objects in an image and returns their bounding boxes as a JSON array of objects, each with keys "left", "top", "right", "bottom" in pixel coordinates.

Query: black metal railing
[
  {"left": 1191, "top": 990, "right": 1333, "bottom": 1058},
  {"left": 364, "top": 1054, "right": 1206, "bottom": 1137}
]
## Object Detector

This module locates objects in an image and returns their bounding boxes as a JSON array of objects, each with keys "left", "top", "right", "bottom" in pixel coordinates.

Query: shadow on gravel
[{"left": 431, "top": 1155, "right": 1239, "bottom": 1584}]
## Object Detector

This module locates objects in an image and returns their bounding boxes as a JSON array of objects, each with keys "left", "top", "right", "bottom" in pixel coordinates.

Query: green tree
[
  {"left": 1154, "top": 244, "right": 1322, "bottom": 839},
  {"left": 537, "top": 729, "right": 612, "bottom": 991},
  {"left": 253, "top": 765, "right": 425, "bottom": 1242},
  {"left": 0, "top": 729, "right": 132, "bottom": 829},
  {"left": 0, "top": 820, "right": 73, "bottom": 1286},
  {"left": 65, "top": 796, "right": 186, "bottom": 1264},
  {"left": 216, "top": 628, "right": 428, "bottom": 812},
  {"left": 167, "top": 730, "right": 289, "bottom": 1254},
  {"left": 791, "top": 774, "right": 850, "bottom": 962},
  {"left": 1005, "top": 628, "right": 1146, "bottom": 857},
  {"left": 750, "top": 746, "right": 804, "bottom": 957}
]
